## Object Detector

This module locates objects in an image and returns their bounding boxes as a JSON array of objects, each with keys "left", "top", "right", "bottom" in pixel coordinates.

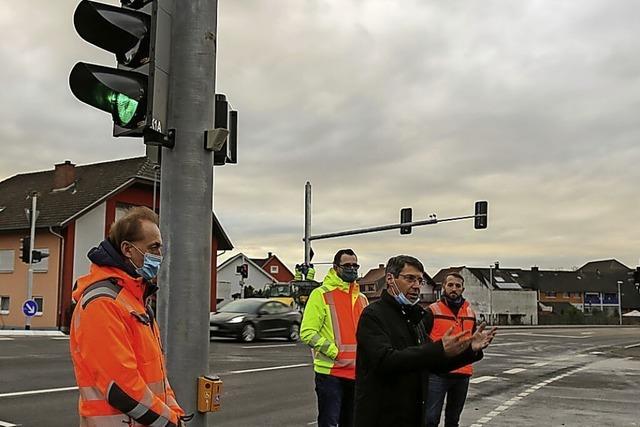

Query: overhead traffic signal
[
  {"left": 474, "top": 201, "right": 488, "bottom": 229},
  {"left": 69, "top": 0, "right": 172, "bottom": 145},
  {"left": 236, "top": 264, "right": 249, "bottom": 279},
  {"left": 400, "top": 208, "right": 412, "bottom": 235}
]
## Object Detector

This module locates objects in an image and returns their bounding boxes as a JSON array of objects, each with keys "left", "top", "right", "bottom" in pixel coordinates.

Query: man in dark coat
[{"left": 354, "top": 255, "right": 496, "bottom": 427}]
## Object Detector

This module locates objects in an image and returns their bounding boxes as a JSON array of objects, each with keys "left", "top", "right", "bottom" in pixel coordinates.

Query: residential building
[
  {"left": 359, "top": 263, "right": 437, "bottom": 305},
  {"left": 0, "top": 157, "right": 232, "bottom": 330},
  {"left": 249, "top": 252, "right": 294, "bottom": 283},
  {"left": 216, "top": 253, "right": 278, "bottom": 304}
]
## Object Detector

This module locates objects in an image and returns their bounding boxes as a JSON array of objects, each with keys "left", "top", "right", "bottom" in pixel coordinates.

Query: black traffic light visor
[
  {"left": 69, "top": 62, "right": 147, "bottom": 128},
  {"left": 74, "top": 0, "right": 151, "bottom": 68}
]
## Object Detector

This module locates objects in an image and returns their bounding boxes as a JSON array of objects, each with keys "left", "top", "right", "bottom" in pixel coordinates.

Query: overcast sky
[{"left": 1, "top": 0, "right": 639, "bottom": 277}]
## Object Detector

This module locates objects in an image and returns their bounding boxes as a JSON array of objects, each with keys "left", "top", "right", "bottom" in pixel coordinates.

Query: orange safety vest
[
  {"left": 321, "top": 285, "right": 367, "bottom": 379},
  {"left": 429, "top": 300, "right": 476, "bottom": 376},
  {"left": 70, "top": 264, "right": 184, "bottom": 427}
]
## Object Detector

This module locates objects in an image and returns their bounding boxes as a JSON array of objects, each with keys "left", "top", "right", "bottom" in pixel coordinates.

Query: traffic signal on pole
[
  {"left": 20, "top": 236, "right": 31, "bottom": 263},
  {"left": 32, "top": 250, "right": 49, "bottom": 264},
  {"left": 212, "top": 94, "right": 238, "bottom": 166},
  {"left": 400, "top": 208, "right": 412, "bottom": 235},
  {"left": 474, "top": 201, "right": 488, "bottom": 229},
  {"left": 634, "top": 267, "right": 640, "bottom": 289},
  {"left": 236, "top": 264, "right": 248, "bottom": 279},
  {"left": 69, "top": 0, "right": 172, "bottom": 146}
]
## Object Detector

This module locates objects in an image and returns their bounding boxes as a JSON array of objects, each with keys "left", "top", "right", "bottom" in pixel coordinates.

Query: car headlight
[{"left": 227, "top": 316, "right": 245, "bottom": 324}]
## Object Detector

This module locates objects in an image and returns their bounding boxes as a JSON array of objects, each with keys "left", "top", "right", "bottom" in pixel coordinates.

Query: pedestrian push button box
[{"left": 197, "top": 375, "right": 223, "bottom": 413}]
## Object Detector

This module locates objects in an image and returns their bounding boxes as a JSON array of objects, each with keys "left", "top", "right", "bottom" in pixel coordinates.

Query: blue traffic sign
[{"left": 22, "top": 299, "right": 38, "bottom": 317}]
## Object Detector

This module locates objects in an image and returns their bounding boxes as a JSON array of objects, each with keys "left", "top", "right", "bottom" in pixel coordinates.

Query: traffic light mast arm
[{"left": 308, "top": 214, "right": 480, "bottom": 242}]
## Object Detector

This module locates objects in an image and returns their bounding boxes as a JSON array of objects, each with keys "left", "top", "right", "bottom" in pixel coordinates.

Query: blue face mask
[
  {"left": 391, "top": 279, "right": 420, "bottom": 306},
  {"left": 128, "top": 243, "right": 163, "bottom": 281}
]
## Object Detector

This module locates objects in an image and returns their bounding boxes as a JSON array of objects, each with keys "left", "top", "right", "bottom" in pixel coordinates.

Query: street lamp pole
[
  {"left": 489, "top": 265, "right": 493, "bottom": 325},
  {"left": 617, "top": 280, "right": 623, "bottom": 326}
]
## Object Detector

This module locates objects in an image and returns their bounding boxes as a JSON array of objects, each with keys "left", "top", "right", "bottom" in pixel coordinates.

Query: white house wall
[
  {"left": 217, "top": 256, "right": 275, "bottom": 303},
  {"left": 73, "top": 202, "right": 106, "bottom": 283}
]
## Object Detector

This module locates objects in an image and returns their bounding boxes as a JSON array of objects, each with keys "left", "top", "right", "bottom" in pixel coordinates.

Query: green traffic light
[{"left": 108, "top": 92, "right": 139, "bottom": 126}]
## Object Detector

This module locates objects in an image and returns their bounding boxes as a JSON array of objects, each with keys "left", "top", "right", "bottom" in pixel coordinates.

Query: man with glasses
[
  {"left": 354, "top": 255, "right": 496, "bottom": 427},
  {"left": 301, "top": 249, "right": 369, "bottom": 427}
]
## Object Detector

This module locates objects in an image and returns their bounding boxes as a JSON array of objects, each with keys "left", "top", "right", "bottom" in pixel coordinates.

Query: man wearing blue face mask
[
  {"left": 70, "top": 207, "right": 189, "bottom": 426},
  {"left": 301, "top": 249, "right": 368, "bottom": 427},
  {"left": 354, "top": 255, "right": 496, "bottom": 427}
]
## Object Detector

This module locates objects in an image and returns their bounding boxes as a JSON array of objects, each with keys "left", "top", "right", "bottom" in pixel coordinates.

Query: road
[{"left": 0, "top": 327, "right": 639, "bottom": 426}]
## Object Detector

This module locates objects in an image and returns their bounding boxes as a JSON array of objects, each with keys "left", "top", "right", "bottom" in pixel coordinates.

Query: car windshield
[
  {"left": 270, "top": 285, "right": 292, "bottom": 297},
  {"left": 218, "top": 300, "right": 263, "bottom": 314}
]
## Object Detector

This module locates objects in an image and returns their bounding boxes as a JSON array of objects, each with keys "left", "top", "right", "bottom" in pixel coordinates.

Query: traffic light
[
  {"left": 236, "top": 264, "right": 248, "bottom": 279},
  {"left": 212, "top": 94, "right": 239, "bottom": 166},
  {"left": 69, "top": 0, "right": 172, "bottom": 145},
  {"left": 474, "top": 201, "right": 488, "bottom": 229},
  {"left": 400, "top": 208, "right": 412, "bottom": 235},
  {"left": 20, "top": 236, "right": 31, "bottom": 263},
  {"left": 634, "top": 267, "right": 640, "bottom": 290}
]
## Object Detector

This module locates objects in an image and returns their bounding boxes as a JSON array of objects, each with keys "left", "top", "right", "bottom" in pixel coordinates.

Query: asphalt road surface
[{"left": 0, "top": 326, "right": 638, "bottom": 426}]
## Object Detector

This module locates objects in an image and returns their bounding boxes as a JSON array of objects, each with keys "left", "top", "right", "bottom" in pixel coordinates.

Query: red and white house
[{"left": 0, "top": 157, "right": 232, "bottom": 330}]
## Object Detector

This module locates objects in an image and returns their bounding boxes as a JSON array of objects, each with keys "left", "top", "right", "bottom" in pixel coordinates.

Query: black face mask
[{"left": 338, "top": 267, "right": 358, "bottom": 283}]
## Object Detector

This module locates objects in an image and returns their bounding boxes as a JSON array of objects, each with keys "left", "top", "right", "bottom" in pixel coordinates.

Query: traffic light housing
[
  {"left": 32, "top": 250, "right": 49, "bottom": 264},
  {"left": 69, "top": 0, "right": 172, "bottom": 145},
  {"left": 634, "top": 267, "right": 640, "bottom": 288},
  {"left": 213, "top": 94, "right": 238, "bottom": 166},
  {"left": 20, "top": 236, "right": 31, "bottom": 263},
  {"left": 400, "top": 208, "right": 412, "bottom": 235},
  {"left": 236, "top": 264, "right": 248, "bottom": 279},
  {"left": 474, "top": 201, "right": 488, "bottom": 229}
]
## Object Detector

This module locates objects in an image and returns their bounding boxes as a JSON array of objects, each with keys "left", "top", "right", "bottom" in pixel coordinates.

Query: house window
[
  {"left": 546, "top": 291, "right": 556, "bottom": 298},
  {"left": 0, "top": 296, "right": 9, "bottom": 314},
  {"left": 0, "top": 250, "right": 15, "bottom": 273},
  {"left": 360, "top": 285, "right": 366, "bottom": 292},
  {"left": 33, "top": 249, "right": 50, "bottom": 273},
  {"left": 34, "top": 297, "right": 44, "bottom": 316},
  {"left": 270, "top": 265, "right": 279, "bottom": 274}
]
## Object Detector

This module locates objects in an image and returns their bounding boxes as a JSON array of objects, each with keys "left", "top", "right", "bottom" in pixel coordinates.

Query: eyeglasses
[
  {"left": 398, "top": 274, "right": 425, "bottom": 285},
  {"left": 339, "top": 263, "right": 360, "bottom": 269}
]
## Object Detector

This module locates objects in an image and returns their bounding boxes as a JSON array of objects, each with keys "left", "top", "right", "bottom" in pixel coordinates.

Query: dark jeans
[
  {"left": 425, "top": 374, "right": 470, "bottom": 427},
  {"left": 314, "top": 372, "right": 355, "bottom": 427}
]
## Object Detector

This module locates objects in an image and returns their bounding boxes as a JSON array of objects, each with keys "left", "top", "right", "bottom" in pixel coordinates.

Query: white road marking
[
  {"left": 483, "top": 352, "right": 510, "bottom": 357},
  {"left": 0, "top": 338, "right": 14, "bottom": 341},
  {"left": 51, "top": 337, "right": 70, "bottom": 340},
  {"left": 0, "top": 420, "right": 18, "bottom": 427},
  {"left": 0, "top": 386, "right": 78, "bottom": 398},
  {"left": 531, "top": 361, "right": 549, "bottom": 367},
  {"left": 624, "top": 343, "right": 640, "bottom": 349},
  {"left": 471, "top": 366, "right": 587, "bottom": 425},
  {"left": 507, "top": 332, "right": 589, "bottom": 339},
  {"left": 307, "top": 421, "right": 317, "bottom": 425},
  {"left": 470, "top": 376, "right": 496, "bottom": 384},
  {"left": 490, "top": 341, "right": 529, "bottom": 346},
  {"left": 241, "top": 344, "right": 296, "bottom": 349},
  {"left": 503, "top": 368, "right": 526, "bottom": 374},
  {"left": 229, "top": 363, "right": 310, "bottom": 374},
  {"left": 590, "top": 351, "right": 605, "bottom": 355}
]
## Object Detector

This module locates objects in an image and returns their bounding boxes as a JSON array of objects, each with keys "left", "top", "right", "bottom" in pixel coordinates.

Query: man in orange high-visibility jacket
[
  {"left": 70, "top": 207, "right": 187, "bottom": 427},
  {"left": 301, "top": 249, "right": 368, "bottom": 427},
  {"left": 425, "top": 271, "right": 478, "bottom": 427}
]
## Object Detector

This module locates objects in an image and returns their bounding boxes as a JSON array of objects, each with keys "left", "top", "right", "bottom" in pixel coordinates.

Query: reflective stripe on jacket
[
  {"left": 429, "top": 300, "right": 476, "bottom": 376},
  {"left": 300, "top": 268, "right": 368, "bottom": 379},
  {"left": 70, "top": 264, "right": 184, "bottom": 426}
]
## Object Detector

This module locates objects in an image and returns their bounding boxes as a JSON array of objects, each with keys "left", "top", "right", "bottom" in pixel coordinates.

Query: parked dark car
[{"left": 209, "top": 298, "right": 302, "bottom": 342}]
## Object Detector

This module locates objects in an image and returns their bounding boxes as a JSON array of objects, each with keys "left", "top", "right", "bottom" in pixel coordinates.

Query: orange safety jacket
[
  {"left": 300, "top": 269, "right": 368, "bottom": 380},
  {"left": 428, "top": 299, "right": 477, "bottom": 376},
  {"left": 70, "top": 262, "right": 185, "bottom": 427}
]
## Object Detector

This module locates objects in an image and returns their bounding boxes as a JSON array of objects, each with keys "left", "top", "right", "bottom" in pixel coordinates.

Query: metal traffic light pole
[
  {"left": 156, "top": 1, "right": 217, "bottom": 425},
  {"left": 25, "top": 193, "right": 37, "bottom": 330},
  {"left": 302, "top": 182, "right": 488, "bottom": 257}
]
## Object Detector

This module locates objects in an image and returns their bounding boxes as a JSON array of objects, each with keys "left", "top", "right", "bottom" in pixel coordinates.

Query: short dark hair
[
  {"left": 108, "top": 206, "right": 159, "bottom": 255},
  {"left": 333, "top": 249, "right": 357, "bottom": 266},
  {"left": 385, "top": 255, "right": 424, "bottom": 277},
  {"left": 444, "top": 271, "right": 464, "bottom": 284}
]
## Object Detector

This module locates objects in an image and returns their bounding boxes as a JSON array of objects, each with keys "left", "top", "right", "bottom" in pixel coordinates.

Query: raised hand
[
  {"left": 470, "top": 322, "right": 497, "bottom": 352},
  {"left": 441, "top": 326, "right": 471, "bottom": 357}
]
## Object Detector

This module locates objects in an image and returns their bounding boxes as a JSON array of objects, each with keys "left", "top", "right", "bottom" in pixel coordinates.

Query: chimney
[
  {"left": 494, "top": 261, "right": 500, "bottom": 270},
  {"left": 268, "top": 252, "right": 273, "bottom": 258},
  {"left": 54, "top": 160, "right": 76, "bottom": 189},
  {"left": 379, "top": 264, "right": 385, "bottom": 269}
]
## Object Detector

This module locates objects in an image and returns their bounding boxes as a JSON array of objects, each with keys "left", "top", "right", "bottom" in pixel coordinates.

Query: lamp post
[
  {"left": 617, "top": 280, "right": 623, "bottom": 326},
  {"left": 488, "top": 264, "right": 493, "bottom": 325}
]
